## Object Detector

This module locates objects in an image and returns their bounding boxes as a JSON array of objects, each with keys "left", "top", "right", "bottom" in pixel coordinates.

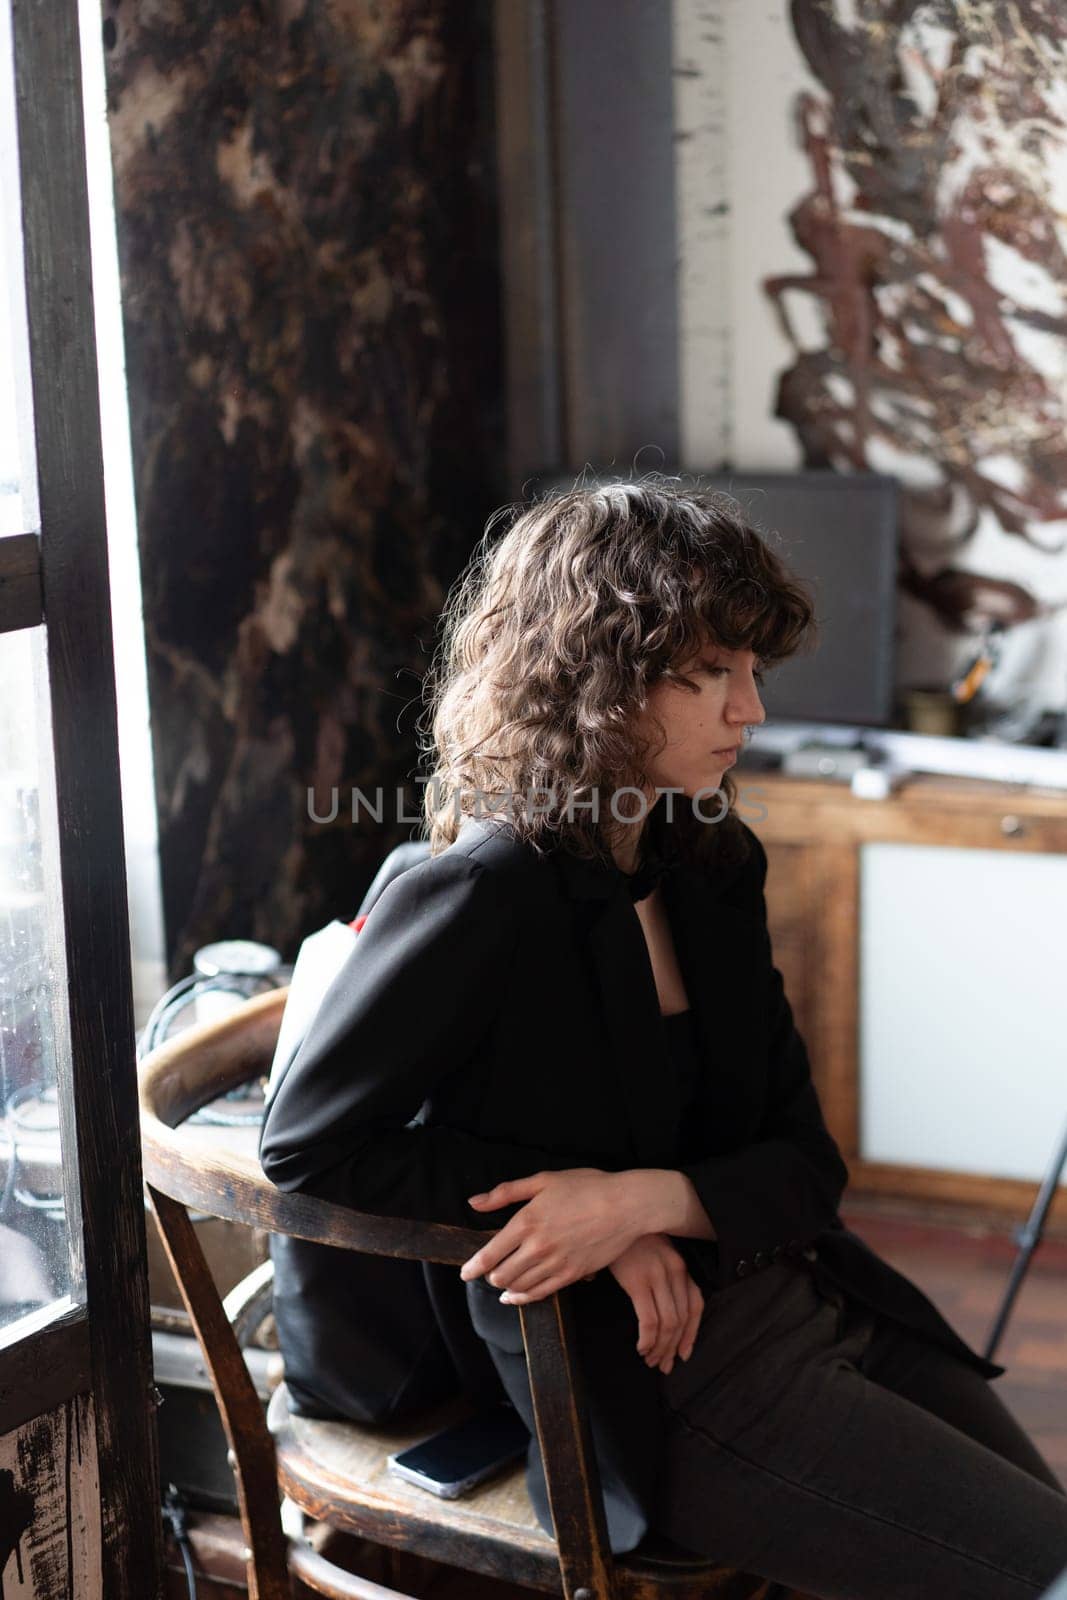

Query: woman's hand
[
  {"left": 608, "top": 1233, "right": 704, "bottom": 1374},
  {"left": 460, "top": 1169, "right": 643, "bottom": 1299}
]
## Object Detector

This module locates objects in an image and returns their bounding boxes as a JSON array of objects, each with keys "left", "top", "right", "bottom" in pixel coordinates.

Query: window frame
[{"left": 0, "top": 0, "right": 161, "bottom": 1592}]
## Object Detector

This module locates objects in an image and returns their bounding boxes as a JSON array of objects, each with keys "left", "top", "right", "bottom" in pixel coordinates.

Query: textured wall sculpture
[{"left": 766, "top": 0, "right": 1067, "bottom": 725}]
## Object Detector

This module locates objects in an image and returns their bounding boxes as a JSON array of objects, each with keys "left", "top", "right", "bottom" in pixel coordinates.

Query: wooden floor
[{"left": 839, "top": 1200, "right": 1067, "bottom": 1486}]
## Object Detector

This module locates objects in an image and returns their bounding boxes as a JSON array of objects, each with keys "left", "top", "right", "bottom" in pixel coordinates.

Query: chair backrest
[{"left": 138, "top": 990, "right": 621, "bottom": 1600}]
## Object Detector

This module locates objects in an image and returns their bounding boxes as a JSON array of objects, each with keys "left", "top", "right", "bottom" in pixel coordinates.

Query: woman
[{"left": 261, "top": 479, "right": 1067, "bottom": 1598}]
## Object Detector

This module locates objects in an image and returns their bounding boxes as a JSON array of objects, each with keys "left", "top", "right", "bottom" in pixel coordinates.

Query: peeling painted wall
[
  {"left": 674, "top": 1, "right": 730, "bottom": 466},
  {"left": 676, "top": 0, "right": 1067, "bottom": 724},
  {"left": 0, "top": 1395, "right": 100, "bottom": 1598}
]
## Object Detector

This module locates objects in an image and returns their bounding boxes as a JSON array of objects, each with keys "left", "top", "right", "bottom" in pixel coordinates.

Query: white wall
[
  {"left": 672, "top": 0, "right": 731, "bottom": 467},
  {"left": 860, "top": 843, "right": 1067, "bottom": 1188},
  {"left": 673, "top": 0, "right": 815, "bottom": 472}
]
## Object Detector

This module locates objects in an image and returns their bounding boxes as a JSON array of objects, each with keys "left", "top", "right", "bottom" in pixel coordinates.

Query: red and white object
[{"left": 265, "top": 915, "right": 366, "bottom": 1101}]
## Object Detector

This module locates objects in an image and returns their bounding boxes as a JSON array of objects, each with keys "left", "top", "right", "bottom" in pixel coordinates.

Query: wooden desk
[{"left": 738, "top": 768, "right": 1067, "bottom": 1236}]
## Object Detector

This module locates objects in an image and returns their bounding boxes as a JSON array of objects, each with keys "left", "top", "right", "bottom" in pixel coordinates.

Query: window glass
[
  {"left": 0, "top": 0, "right": 39, "bottom": 538},
  {"left": 0, "top": 627, "right": 77, "bottom": 1335}
]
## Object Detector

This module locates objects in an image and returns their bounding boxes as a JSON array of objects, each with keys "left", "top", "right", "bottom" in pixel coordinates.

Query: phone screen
[{"left": 390, "top": 1404, "right": 529, "bottom": 1487}]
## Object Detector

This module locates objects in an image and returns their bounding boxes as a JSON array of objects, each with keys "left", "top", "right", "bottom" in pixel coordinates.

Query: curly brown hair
[{"left": 416, "top": 475, "right": 816, "bottom": 873}]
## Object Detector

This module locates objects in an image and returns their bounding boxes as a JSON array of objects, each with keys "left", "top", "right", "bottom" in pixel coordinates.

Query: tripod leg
[{"left": 985, "top": 1115, "right": 1067, "bottom": 1362}]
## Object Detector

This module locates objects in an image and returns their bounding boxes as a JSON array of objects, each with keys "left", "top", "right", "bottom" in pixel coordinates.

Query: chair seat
[{"left": 267, "top": 1383, "right": 759, "bottom": 1598}]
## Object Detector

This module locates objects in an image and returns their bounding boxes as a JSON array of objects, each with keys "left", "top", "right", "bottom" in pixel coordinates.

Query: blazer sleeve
[
  {"left": 259, "top": 849, "right": 589, "bottom": 1230},
  {"left": 676, "top": 828, "right": 850, "bottom": 1285}
]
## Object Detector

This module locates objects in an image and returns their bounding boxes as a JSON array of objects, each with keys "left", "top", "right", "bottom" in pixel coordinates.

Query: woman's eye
[{"left": 702, "top": 662, "right": 765, "bottom": 685}]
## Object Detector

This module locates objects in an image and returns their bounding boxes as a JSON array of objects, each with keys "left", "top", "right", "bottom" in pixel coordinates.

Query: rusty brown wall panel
[{"left": 103, "top": 0, "right": 505, "bottom": 974}]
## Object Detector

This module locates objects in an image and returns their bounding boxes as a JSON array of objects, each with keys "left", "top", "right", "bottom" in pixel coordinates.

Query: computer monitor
[{"left": 704, "top": 472, "right": 898, "bottom": 729}]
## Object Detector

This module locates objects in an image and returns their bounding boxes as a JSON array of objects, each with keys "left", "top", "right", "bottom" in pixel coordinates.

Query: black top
[
  {"left": 658, "top": 1005, "right": 722, "bottom": 1293},
  {"left": 659, "top": 1006, "right": 702, "bottom": 1155}
]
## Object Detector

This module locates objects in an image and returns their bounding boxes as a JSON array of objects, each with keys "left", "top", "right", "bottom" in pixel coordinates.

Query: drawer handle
[{"left": 1000, "top": 814, "right": 1026, "bottom": 838}]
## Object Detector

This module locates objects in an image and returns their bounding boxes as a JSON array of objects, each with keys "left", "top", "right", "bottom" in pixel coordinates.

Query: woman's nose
[{"left": 729, "top": 675, "right": 765, "bottom": 726}]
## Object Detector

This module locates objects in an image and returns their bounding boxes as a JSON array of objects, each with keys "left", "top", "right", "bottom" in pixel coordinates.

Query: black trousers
[{"left": 654, "top": 1253, "right": 1067, "bottom": 1599}]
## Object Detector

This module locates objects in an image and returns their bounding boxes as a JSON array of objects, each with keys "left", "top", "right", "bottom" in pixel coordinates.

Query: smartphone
[{"left": 386, "top": 1403, "right": 530, "bottom": 1499}]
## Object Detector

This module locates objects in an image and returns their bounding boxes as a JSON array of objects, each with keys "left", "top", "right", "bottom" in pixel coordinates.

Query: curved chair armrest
[
  {"left": 139, "top": 988, "right": 618, "bottom": 1598},
  {"left": 138, "top": 988, "right": 492, "bottom": 1268}
]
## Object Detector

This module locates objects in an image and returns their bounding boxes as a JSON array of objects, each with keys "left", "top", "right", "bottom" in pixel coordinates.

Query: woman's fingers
[
  {"left": 650, "top": 1267, "right": 686, "bottom": 1371},
  {"left": 466, "top": 1174, "right": 547, "bottom": 1212},
  {"left": 461, "top": 1204, "right": 569, "bottom": 1285},
  {"left": 632, "top": 1285, "right": 660, "bottom": 1363},
  {"left": 611, "top": 1244, "right": 684, "bottom": 1369},
  {"left": 650, "top": 1250, "right": 704, "bottom": 1372},
  {"left": 498, "top": 1270, "right": 568, "bottom": 1304},
  {"left": 640, "top": 1262, "right": 674, "bottom": 1368},
  {"left": 487, "top": 1246, "right": 556, "bottom": 1293},
  {"left": 460, "top": 1221, "right": 527, "bottom": 1282},
  {"left": 606, "top": 1237, "right": 705, "bottom": 1372},
  {"left": 657, "top": 1258, "right": 691, "bottom": 1374},
  {"left": 647, "top": 1282, "right": 671, "bottom": 1368}
]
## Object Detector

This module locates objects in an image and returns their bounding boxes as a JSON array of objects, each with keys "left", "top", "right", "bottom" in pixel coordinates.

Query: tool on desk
[{"left": 952, "top": 622, "right": 1004, "bottom": 705}]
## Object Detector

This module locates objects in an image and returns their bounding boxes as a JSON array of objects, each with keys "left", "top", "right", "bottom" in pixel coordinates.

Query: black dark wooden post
[{"left": 7, "top": 0, "right": 162, "bottom": 1591}]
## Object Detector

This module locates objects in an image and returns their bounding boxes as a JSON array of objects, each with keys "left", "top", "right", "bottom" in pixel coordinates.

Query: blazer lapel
[
  {"left": 459, "top": 811, "right": 765, "bottom": 1165},
  {"left": 582, "top": 861, "right": 766, "bottom": 1168}
]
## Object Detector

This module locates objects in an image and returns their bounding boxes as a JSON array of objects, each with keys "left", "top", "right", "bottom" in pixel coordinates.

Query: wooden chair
[{"left": 138, "top": 988, "right": 770, "bottom": 1600}]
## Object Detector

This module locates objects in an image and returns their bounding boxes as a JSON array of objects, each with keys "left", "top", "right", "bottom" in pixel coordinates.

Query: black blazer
[{"left": 260, "top": 809, "right": 1004, "bottom": 1553}]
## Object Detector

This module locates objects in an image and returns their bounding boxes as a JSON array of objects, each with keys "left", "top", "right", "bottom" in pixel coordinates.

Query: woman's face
[{"left": 635, "top": 640, "right": 767, "bottom": 802}]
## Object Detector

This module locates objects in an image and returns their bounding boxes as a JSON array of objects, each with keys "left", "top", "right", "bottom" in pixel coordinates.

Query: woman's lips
[{"left": 713, "top": 747, "right": 738, "bottom": 765}]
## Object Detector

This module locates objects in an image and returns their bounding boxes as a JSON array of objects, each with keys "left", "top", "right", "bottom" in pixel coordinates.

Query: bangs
[
  {"left": 663, "top": 537, "right": 817, "bottom": 679},
  {"left": 694, "top": 577, "right": 815, "bottom": 665}
]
